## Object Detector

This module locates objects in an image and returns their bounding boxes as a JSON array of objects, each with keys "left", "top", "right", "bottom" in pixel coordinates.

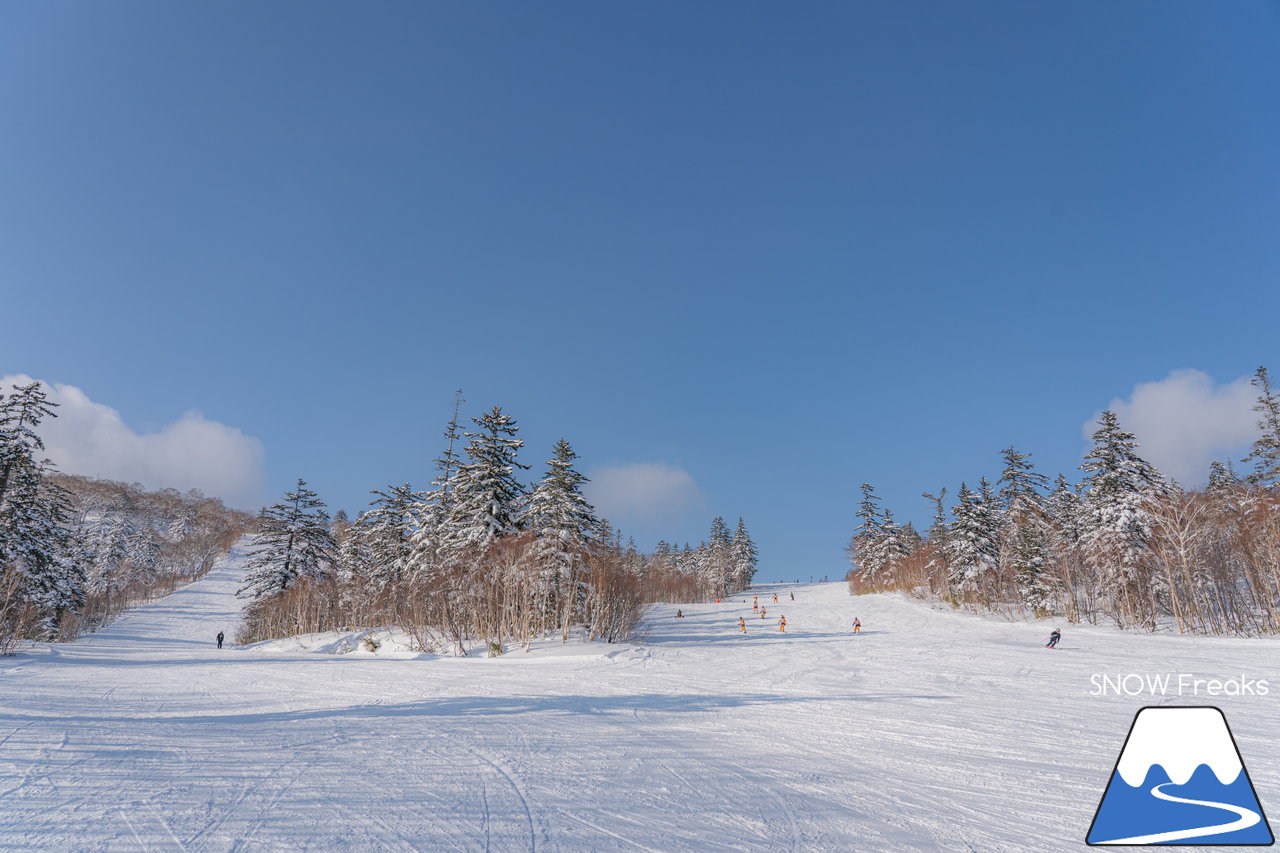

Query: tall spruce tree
[
  {"left": 702, "top": 516, "right": 733, "bottom": 598},
  {"left": 1079, "top": 411, "right": 1168, "bottom": 625},
  {"left": 849, "top": 483, "right": 888, "bottom": 581},
  {"left": 730, "top": 517, "right": 758, "bottom": 592},
  {"left": 1243, "top": 366, "right": 1280, "bottom": 487},
  {"left": 0, "top": 382, "right": 82, "bottom": 634},
  {"left": 239, "top": 479, "right": 337, "bottom": 600},
  {"left": 945, "top": 482, "right": 998, "bottom": 592},
  {"left": 526, "top": 439, "right": 598, "bottom": 625},
  {"left": 441, "top": 406, "right": 529, "bottom": 552},
  {"left": 408, "top": 390, "right": 467, "bottom": 576}
]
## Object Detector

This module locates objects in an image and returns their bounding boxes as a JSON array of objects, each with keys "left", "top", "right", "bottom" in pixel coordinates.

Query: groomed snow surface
[{"left": 3, "top": 543, "right": 1279, "bottom": 852}]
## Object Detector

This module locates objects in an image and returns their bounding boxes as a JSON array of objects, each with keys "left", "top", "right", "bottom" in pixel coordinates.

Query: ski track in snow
[{"left": 2, "top": 541, "right": 1279, "bottom": 851}]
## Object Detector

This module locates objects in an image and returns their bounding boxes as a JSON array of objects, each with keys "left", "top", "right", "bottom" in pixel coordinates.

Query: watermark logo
[
  {"left": 1090, "top": 673, "right": 1269, "bottom": 698},
  {"left": 1086, "top": 706, "right": 1273, "bottom": 846}
]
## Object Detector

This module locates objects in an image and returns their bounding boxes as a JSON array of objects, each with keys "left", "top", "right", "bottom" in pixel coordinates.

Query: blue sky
[{"left": 4, "top": 1, "right": 1279, "bottom": 580}]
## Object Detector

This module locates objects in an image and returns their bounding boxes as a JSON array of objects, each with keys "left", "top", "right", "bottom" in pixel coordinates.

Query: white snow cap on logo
[{"left": 1116, "top": 707, "right": 1242, "bottom": 787}]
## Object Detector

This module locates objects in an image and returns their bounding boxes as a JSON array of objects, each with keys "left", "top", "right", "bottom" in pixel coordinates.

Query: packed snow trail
[{"left": 2, "top": 543, "right": 1279, "bottom": 851}]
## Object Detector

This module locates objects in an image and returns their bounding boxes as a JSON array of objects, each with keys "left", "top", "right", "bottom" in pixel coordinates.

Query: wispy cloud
[
  {"left": 583, "top": 462, "right": 706, "bottom": 526},
  {"left": 2, "top": 374, "right": 266, "bottom": 509},
  {"left": 1085, "top": 369, "right": 1258, "bottom": 487}
]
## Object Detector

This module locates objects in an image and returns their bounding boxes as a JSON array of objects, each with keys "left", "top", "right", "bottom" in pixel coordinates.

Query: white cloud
[
  {"left": 2, "top": 374, "right": 266, "bottom": 509},
  {"left": 1085, "top": 369, "right": 1258, "bottom": 487},
  {"left": 584, "top": 462, "right": 706, "bottom": 525}
]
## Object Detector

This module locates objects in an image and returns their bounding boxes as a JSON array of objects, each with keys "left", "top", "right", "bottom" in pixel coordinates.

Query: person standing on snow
[
  {"left": 789, "top": 592, "right": 794, "bottom": 601},
  {"left": 852, "top": 618, "right": 861, "bottom": 634},
  {"left": 738, "top": 617, "right": 747, "bottom": 633},
  {"left": 778, "top": 616, "right": 786, "bottom": 632},
  {"left": 1046, "top": 629, "right": 1061, "bottom": 649},
  {"left": 216, "top": 631, "right": 224, "bottom": 649}
]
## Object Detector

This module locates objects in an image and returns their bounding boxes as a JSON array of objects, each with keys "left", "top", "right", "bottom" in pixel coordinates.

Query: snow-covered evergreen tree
[
  {"left": 239, "top": 479, "right": 337, "bottom": 600},
  {"left": 0, "top": 382, "right": 82, "bottom": 633},
  {"left": 407, "top": 392, "right": 467, "bottom": 577},
  {"left": 525, "top": 439, "right": 598, "bottom": 629},
  {"left": 699, "top": 516, "right": 734, "bottom": 598},
  {"left": 1079, "top": 410, "right": 1169, "bottom": 626},
  {"left": 362, "top": 483, "right": 424, "bottom": 589},
  {"left": 730, "top": 517, "right": 758, "bottom": 592},
  {"left": 440, "top": 406, "right": 528, "bottom": 554},
  {"left": 849, "top": 483, "right": 890, "bottom": 582},
  {"left": 997, "top": 446, "right": 1049, "bottom": 515},
  {"left": 1243, "top": 366, "right": 1280, "bottom": 488},
  {"left": 945, "top": 482, "right": 998, "bottom": 593}
]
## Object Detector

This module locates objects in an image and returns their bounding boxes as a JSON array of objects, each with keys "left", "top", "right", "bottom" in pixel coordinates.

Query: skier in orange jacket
[
  {"left": 853, "top": 618, "right": 861, "bottom": 633},
  {"left": 778, "top": 616, "right": 786, "bottom": 632},
  {"left": 738, "top": 617, "right": 746, "bottom": 633}
]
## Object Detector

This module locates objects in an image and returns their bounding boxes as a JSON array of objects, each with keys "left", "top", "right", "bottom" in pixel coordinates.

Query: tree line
[
  {"left": 847, "top": 366, "right": 1280, "bottom": 635},
  {"left": 0, "top": 381, "right": 252, "bottom": 653},
  {"left": 239, "top": 393, "right": 758, "bottom": 652}
]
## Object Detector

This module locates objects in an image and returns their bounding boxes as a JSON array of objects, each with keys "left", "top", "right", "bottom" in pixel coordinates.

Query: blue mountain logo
[{"left": 1087, "top": 706, "right": 1273, "bottom": 846}]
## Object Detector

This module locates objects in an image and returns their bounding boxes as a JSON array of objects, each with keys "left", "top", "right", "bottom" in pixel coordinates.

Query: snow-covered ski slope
[{"left": 3, "top": 543, "right": 1279, "bottom": 852}]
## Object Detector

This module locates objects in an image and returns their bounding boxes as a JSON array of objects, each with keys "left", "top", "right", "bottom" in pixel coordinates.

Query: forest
[
  {"left": 0, "top": 382, "right": 252, "bottom": 652},
  {"left": 236, "top": 395, "right": 758, "bottom": 652},
  {"left": 848, "top": 366, "right": 1280, "bottom": 635}
]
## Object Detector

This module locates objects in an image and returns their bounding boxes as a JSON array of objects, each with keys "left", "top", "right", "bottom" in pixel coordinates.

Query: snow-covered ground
[{"left": 3, "top": 543, "right": 1279, "bottom": 851}]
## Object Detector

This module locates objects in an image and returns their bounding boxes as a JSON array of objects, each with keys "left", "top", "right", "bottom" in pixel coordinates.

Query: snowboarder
[
  {"left": 216, "top": 631, "right": 224, "bottom": 649},
  {"left": 676, "top": 609, "right": 684, "bottom": 618},
  {"left": 852, "top": 618, "right": 861, "bottom": 634},
  {"left": 778, "top": 616, "right": 786, "bottom": 632},
  {"left": 738, "top": 617, "right": 746, "bottom": 633},
  {"left": 1046, "top": 629, "right": 1061, "bottom": 649}
]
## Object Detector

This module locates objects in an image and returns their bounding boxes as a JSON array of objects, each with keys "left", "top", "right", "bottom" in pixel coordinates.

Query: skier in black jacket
[
  {"left": 1046, "top": 629, "right": 1061, "bottom": 649},
  {"left": 217, "top": 631, "right": 224, "bottom": 649}
]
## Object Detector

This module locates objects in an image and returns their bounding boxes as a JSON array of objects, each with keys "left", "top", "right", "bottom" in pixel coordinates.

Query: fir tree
[
  {"left": 0, "top": 382, "right": 82, "bottom": 633},
  {"left": 440, "top": 406, "right": 529, "bottom": 553},
  {"left": 1079, "top": 411, "right": 1169, "bottom": 626},
  {"left": 239, "top": 479, "right": 337, "bottom": 600},
  {"left": 945, "top": 482, "right": 998, "bottom": 592},
  {"left": 730, "top": 517, "right": 758, "bottom": 592},
  {"left": 525, "top": 439, "right": 598, "bottom": 627},
  {"left": 997, "top": 446, "right": 1049, "bottom": 515},
  {"left": 1243, "top": 366, "right": 1280, "bottom": 487},
  {"left": 849, "top": 483, "right": 889, "bottom": 581},
  {"left": 359, "top": 484, "right": 425, "bottom": 590}
]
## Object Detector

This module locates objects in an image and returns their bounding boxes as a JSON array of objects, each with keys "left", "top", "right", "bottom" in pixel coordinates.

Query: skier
[
  {"left": 789, "top": 592, "right": 794, "bottom": 601},
  {"left": 753, "top": 601, "right": 759, "bottom": 613},
  {"left": 772, "top": 593, "right": 778, "bottom": 603},
  {"left": 216, "top": 631, "right": 224, "bottom": 649},
  {"left": 778, "top": 616, "right": 786, "bottom": 632},
  {"left": 1046, "top": 629, "right": 1061, "bottom": 649},
  {"left": 852, "top": 618, "right": 861, "bottom": 634},
  {"left": 760, "top": 607, "right": 767, "bottom": 619},
  {"left": 738, "top": 617, "right": 746, "bottom": 633}
]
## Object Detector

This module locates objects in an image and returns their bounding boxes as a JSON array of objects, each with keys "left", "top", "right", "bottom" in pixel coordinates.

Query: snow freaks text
[{"left": 1090, "top": 674, "right": 1270, "bottom": 697}]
